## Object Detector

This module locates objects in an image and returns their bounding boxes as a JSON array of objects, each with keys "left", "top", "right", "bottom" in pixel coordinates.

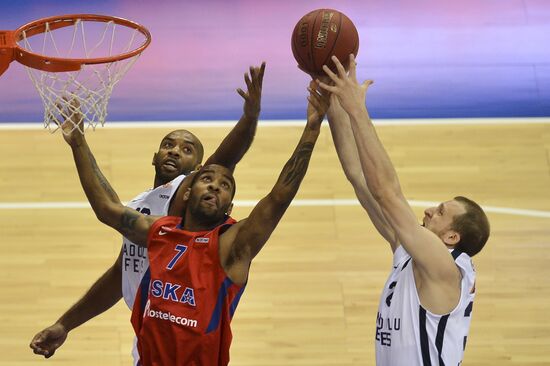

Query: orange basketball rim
[{"left": 0, "top": 14, "right": 151, "bottom": 76}]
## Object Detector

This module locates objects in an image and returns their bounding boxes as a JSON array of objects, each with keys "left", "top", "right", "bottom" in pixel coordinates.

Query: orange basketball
[{"left": 291, "top": 9, "right": 359, "bottom": 75}]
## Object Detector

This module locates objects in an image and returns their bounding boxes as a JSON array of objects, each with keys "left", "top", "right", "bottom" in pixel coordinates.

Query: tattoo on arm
[
  {"left": 281, "top": 142, "right": 314, "bottom": 187},
  {"left": 87, "top": 149, "right": 118, "bottom": 201},
  {"left": 120, "top": 208, "right": 140, "bottom": 237}
]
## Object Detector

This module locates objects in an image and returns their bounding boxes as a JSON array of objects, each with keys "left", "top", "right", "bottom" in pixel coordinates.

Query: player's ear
[
  {"left": 183, "top": 188, "right": 191, "bottom": 202},
  {"left": 226, "top": 203, "right": 233, "bottom": 216},
  {"left": 152, "top": 152, "right": 157, "bottom": 166},
  {"left": 444, "top": 230, "right": 461, "bottom": 246}
]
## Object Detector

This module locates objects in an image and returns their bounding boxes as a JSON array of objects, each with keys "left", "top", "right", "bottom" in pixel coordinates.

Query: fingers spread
[
  {"left": 236, "top": 88, "right": 248, "bottom": 100},
  {"left": 257, "top": 61, "right": 266, "bottom": 88},
  {"left": 244, "top": 72, "right": 253, "bottom": 92},
  {"left": 349, "top": 54, "right": 357, "bottom": 80},
  {"left": 317, "top": 78, "right": 337, "bottom": 94},
  {"left": 331, "top": 55, "right": 347, "bottom": 78},
  {"left": 69, "top": 98, "right": 80, "bottom": 109},
  {"left": 250, "top": 62, "right": 266, "bottom": 91},
  {"left": 321, "top": 64, "right": 340, "bottom": 84}
]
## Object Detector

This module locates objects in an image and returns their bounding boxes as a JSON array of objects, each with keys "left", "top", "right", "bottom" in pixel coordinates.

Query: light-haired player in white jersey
[
  {"left": 318, "top": 55, "right": 490, "bottom": 365},
  {"left": 30, "top": 62, "right": 266, "bottom": 363}
]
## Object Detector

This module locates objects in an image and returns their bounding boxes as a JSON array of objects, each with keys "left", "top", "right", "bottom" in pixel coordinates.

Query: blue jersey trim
[
  {"left": 435, "top": 314, "right": 450, "bottom": 366},
  {"left": 205, "top": 277, "right": 233, "bottom": 334},
  {"left": 176, "top": 217, "right": 185, "bottom": 229},
  {"left": 138, "top": 268, "right": 151, "bottom": 316},
  {"left": 229, "top": 286, "right": 245, "bottom": 318},
  {"left": 419, "top": 306, "right": 432, "bottom": 366}
]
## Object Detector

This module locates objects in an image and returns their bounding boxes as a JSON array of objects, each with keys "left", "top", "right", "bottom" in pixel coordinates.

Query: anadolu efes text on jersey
[
  {"left": 131, "top": 215, "right": 244, "bottom": 366},
  {"left": 375, "top": 245, "right": 476, "bottom": 366},
  {"left": 122, "top": 174, "right": 187, "bottom": 311}
]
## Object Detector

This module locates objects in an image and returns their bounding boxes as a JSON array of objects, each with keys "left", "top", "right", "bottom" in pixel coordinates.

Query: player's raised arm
[
  {"left": 219, "top": 83, "right": 329, "bottom": 286},
  {"left": 204, "top": 62, "right": 265, "bottom": 171},
  {"left": 318, "top": 55, "right": 459, "bottom": 281},
  {"left": 60, "top": 101, "right": 157, "bottom": 247},
  {"left": 325, "top": 90, "right": 399, "bottom": 251},
  {"left": 168, "top": 63, "right": 265, "bottom": 217}
]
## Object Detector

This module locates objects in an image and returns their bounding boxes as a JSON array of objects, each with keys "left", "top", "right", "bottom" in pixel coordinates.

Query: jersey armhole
[
  {"left": 215, "top": 219, "right": 246, "bottom": 289},
  {"left": 146, "top": 217, "right": 169, "bottom": 249},
  {"left": 392, "top": 245, "right": 409, "bottom": 267}
]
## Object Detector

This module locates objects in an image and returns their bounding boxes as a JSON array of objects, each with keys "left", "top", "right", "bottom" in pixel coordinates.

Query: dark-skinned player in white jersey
[
  {"left": 318, "top": 55, "right": 490, "bottom": 366},
  {"left": 30, "top": 63, "right": 265, "bottom": 363}
]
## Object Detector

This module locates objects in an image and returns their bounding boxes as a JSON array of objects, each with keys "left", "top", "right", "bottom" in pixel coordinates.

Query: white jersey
[
  {"left": 120, "top": 174, "right": 186, "bottom": 366},
  {"left": 121, "top": 174, "right": 186, "bottom": 308},
  {"left": 375, "top": 245, "right": 476, "bottom": 366}
]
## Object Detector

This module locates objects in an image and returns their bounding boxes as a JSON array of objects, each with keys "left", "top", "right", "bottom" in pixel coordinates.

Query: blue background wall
[{"left": 1, "top": 0, "right": 549, "bottom": 122}]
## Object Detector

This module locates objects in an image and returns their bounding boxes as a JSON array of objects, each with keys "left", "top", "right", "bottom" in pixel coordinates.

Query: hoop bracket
[
  {"left": 0, "top": 29, "right": 79, "bottom": 74},
  {"left": 0, "top": 31, "right": 15, "bottom": 77},
  {"left": 15, "top": 48, "right": 81, "bottom": 72}
]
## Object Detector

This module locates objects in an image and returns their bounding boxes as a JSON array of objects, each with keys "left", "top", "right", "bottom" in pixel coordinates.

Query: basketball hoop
[{"left": 0, "top": 14, "right": 151, "bottom": 134}]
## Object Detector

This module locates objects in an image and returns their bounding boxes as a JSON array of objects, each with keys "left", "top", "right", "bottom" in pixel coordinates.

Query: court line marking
[
  {"left": 1, "top": 119, "right": 547, "bottom": 218},
  {"left": 0, "top": 199, "right": 548, "bottom": 218},
  {"left": 1, "top": 117, "right": 550, "bottom": 129}
]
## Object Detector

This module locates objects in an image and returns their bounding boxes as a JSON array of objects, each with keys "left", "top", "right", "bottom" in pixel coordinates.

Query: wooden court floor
[{"left": 0, "top": 121, "right": 549, "bottom": 365}]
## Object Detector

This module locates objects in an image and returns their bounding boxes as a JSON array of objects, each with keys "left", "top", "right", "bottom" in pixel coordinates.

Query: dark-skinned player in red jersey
[
  {"left": 30, "top": 63, "right": 265, "bottom": 364},
  {"left": 55, "top": 80, "right": 330, "bottom": 365}
]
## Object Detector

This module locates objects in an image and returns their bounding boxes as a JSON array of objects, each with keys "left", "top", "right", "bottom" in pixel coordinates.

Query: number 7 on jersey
[{"left": 166, "top": 244, "right": 188, "bottom": 270}]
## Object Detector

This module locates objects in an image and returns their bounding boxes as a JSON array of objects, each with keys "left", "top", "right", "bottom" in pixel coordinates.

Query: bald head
[
  {"left": 161, "top": 130, "right": 204, "bottom": 164},
  {"left": 152, "top": 129, "right": 205, "bottom": 185}
]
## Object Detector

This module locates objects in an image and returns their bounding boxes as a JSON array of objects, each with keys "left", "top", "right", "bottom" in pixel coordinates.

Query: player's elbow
[
  {"left": 345, "top": 169, "right": 365, "bottom": 188},
  {"left": 268, "top": 188, "right": 295, "bottom": 208},
  {"left": 95, "top": 210, "right": 113, "bottom": 227},
  {"left": 369, "top": 178, "right": 401, "bottom": 202},
  {"left": 94, "top": 202, "right": 121, "bottom": 228},
  {"left": 370, "top": 186, "right": 401, "bottom": 206}
]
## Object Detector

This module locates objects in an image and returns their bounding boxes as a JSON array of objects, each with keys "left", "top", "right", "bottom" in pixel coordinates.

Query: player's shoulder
[
  {"left": 139, "top": 174, "right": 188, "bottom": 204},
  {"left": 220, "top": 216, "right": 239, "bottom": 229},
  {"left": 217, "top": 216, "right": 243, "bottom": 241},
  {"left": 154, "top": 174, "right": 187, "bottom": 192},
  {"left": 147, "top": 216, "right": 183, "bottom": 243},
  {"left": 451, "top": 249, "right": 475, "bottom": 272},
  {"left": 224, "top": 216, "right": 238, "bottom": 226},
  {"left": 154, "top": 215, "right": 182, "bottom": 229},
  {"left": 126, "top": 189, "right": 153, "bottom": 208}
]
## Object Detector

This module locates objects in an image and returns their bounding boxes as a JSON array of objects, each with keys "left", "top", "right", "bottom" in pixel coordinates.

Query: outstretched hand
[
  {"left": 317, "top": 54, "right": 373, "bottom": 117},
  {"left": 29, "top": 323, "right": 68, "bottom": 358},
  {"left": 306, "top": 80, "right": 331, "bottom": 131},
  {"left": 50, "top": 97, "right": 85, "bottom": 147},
  {"left": 237, "top": 62, "right": 266, "bottom": 119}
]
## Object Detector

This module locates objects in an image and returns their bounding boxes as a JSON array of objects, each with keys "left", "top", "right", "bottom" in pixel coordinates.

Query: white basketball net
[{"left": 18, "top": 18, "right": 147, "bottom": 134}]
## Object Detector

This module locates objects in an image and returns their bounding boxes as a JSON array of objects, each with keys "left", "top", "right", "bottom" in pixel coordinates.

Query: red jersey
[{"left": 131, "top": 215, "right": 244, "bottom": 366}]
